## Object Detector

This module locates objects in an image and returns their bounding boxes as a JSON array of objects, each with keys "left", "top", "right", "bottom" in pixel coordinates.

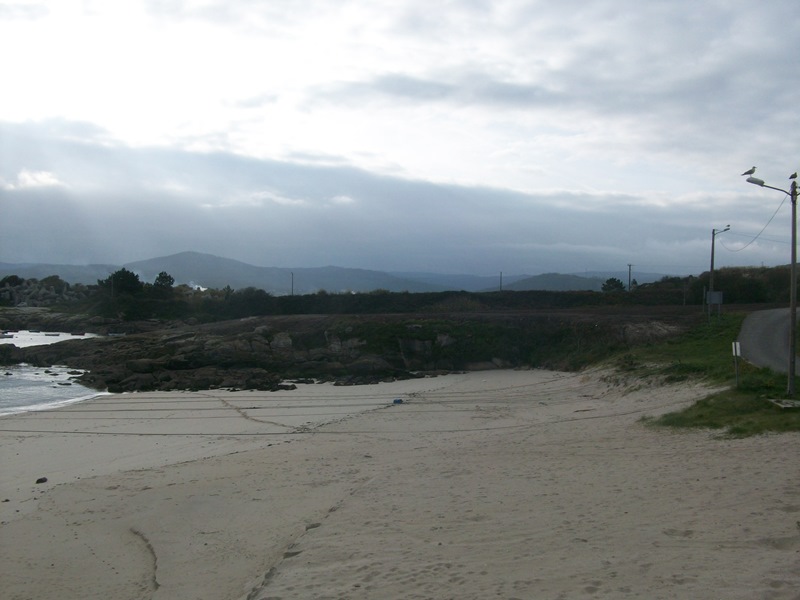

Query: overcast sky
[{"left": 1, "top": 0, "right": 798, "bottom": 276}]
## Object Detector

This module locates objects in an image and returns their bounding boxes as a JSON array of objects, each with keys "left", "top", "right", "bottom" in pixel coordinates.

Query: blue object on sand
[{"left": 393, "top": 398, "right": 404, "bottom": 404}]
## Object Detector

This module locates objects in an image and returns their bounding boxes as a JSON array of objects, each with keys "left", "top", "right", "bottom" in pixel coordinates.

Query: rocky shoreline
[
  {"left": 0, "top": 306, "right": 696, "bottom": 393},
  {"left": 0, "top": 312, "right": 426, "bottom": 393}
]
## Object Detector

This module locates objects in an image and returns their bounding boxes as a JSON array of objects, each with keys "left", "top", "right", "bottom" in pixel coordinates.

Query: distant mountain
[
  {"left": 0, "top": 252, "right": 676, "bottom": 295},
  {"left": 502, "top": 271, "right": 672, "bottom": 292},
  {"left": 122, "top": 252, "right": 443, "bottom": 294},
  {"left": 124, "top": 252, "right": 288, "bottom": 291},
  {"left": 571, "top": 271, "right": 671, "bottom": 285},
  {"left": 0, "top": 262, "right": 118, "bottom": 285},
  {"left": 389, "top": 272, "right": 529, "bottom": 292},
  {"left": 503, "top": 273, "right": 606, "bottom": 292}
]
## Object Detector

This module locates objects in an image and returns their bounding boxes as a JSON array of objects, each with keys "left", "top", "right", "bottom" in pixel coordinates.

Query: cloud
[
  {"left": 0, "top": 2, "right": 797, "bottom": 276},
  {"left": 1, "top": 119, "right": 790, "bottom": 276},
  {"left": 316, "top": 72, "right": 559, "bottom": 109},
  {"left": 1, "top": 169, "right": 65, "bottom": 190},
  {"left": 231, "top": 93, "right": 279, "bottom": 109},
  {"left": 247, "top": 190, "right": 307, "bottom": 207},
  {"left": 0, "top": 3, "right": 49, "bottom": 19}
]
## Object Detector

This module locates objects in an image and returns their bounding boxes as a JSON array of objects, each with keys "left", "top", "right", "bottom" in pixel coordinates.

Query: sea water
[{"left": 0, "top": 331, "right": 106, "bottom": 416}]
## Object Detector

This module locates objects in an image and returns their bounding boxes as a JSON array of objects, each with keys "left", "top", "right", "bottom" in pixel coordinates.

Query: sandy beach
[{"left": 1, "top": 368, "right": 799, "bottom": 599}]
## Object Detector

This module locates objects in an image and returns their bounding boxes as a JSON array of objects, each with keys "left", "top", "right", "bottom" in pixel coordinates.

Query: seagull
[
  {"left": 741, "top": 166, "right": 756, "bottom": 176},
  {"left": 791, "top": 172, "right": 798, "bottom": 180}
]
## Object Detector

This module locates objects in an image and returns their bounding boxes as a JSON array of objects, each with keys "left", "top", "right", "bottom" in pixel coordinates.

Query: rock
[
  {"left": 8, "top": 310, "right": 638, "bottom": 392},
  {"left": 35, "top": 477, "right": 48, "bottom": 484},
  {"left": 126, "top": 358, "right": 165, "bottom": 373},
  {"left": 270, "top": 332, "right": 293, "bottom": 350},
  {"left": 466, "top": 361, "right": 499, "bottom": 371}
]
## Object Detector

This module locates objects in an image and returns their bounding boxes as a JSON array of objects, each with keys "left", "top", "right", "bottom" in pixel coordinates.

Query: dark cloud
[{"left": 2, "top": 119, "right": 780, "bottom": 275}]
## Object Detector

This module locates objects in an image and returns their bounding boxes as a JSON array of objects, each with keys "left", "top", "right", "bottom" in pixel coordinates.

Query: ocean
[{"left": 0, "top": 330, "right": 107, "bottom": 416}]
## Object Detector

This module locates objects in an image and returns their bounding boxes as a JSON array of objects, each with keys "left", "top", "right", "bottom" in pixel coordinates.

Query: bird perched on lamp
[
  {"left": 741, "top": 166, "right": 756, "bottom": 176},
  {"left": 791, "top": 172, "right": 798, "bottom": 180}
]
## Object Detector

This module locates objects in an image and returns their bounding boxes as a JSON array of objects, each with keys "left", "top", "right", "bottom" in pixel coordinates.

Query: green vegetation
[
  {"left": 651, "top": 393, "right": 800, "bottom": 437},
  {"left": 613, "top": 314, "right": 746, "bottom": 382},
  {"left": 3, "top": 263, "right": 797, "bottom": 315},
  {"left": 328, "top": 316, "right": 630, "bottom": 373},
  {"left": 619, "top": 313, "right": 800, "bottom": 436},
  {"left": 601, "top": 277, "right": 626, "bottom": 293}
]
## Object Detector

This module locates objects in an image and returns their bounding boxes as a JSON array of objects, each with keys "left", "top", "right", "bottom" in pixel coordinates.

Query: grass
[
  {"left": 651, "top": 391, "right": 800, "bottom": 436},
  {"left": 614, "top": 313, "right": 800, "bottom": 437}
]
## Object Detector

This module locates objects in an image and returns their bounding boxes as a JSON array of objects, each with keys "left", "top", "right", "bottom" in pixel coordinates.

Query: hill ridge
[{"left": 0, "top": 251, "right": 669, "bottom": 293}]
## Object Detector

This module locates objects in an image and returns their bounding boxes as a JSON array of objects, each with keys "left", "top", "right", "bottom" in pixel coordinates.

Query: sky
[{"left": 1, "top": 0, "right": 798, "bottom": 277}]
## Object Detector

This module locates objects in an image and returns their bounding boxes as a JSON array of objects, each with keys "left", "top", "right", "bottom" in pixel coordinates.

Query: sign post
[
  {"left": 707, "top": 291, "right": 724, "bottom": 319},
  {"left": 732, "top": 341, "right": 741, "bottom": 387}
]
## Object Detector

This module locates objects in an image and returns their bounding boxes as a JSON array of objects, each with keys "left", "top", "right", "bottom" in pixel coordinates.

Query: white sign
[{"left": 732, "top": 341, "right": 741, "bottom": 357}]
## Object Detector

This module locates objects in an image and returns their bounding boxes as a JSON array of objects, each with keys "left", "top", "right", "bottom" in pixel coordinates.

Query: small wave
[
  {"left": 0, "top": 390, "right": 110, "bottom": 417},
  {"left": 0, "top": 364, "right": 107, "bottom": 417}
]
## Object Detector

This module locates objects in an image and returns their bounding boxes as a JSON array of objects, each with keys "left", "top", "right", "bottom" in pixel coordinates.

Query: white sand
[{"left": 1, "top": 369, "right": 799, "bottom": 599}]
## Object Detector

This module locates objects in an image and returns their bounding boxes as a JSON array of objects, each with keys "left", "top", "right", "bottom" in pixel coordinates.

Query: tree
[
  {"left": 602, "top": 277, "right": 626, "bottom": 293},
  {"left": 224, "top": 287, "right": 276, "bottom": 317},
  {"left": 98, "top": 268, "right": 143, "bottom": 296},
  {"left": 153, "top": 271, "right": 175, "bottom": 290}
]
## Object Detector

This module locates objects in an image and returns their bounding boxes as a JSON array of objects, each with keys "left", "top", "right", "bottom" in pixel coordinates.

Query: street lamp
[
  {"left": 746, "top": 173, "right": 799, "bottom": 396},
  {"left": 709, "top": 224, "right": 730, "bottom": 297}
]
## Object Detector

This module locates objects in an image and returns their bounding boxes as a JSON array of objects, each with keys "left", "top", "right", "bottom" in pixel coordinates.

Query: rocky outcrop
[
  {"left": 5, "top": 316, "right": 451, "bottom": 392},
  {"left": 0, "top": 307, "right": 123, "bottom": 335},
  {"left": 1, "top": 309, "right": 694, "bottom": 393}
]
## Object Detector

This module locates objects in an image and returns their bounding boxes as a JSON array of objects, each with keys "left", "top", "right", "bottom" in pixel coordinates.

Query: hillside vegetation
[{"left": 1, "top": 264, "right": 795, "bottom": 321}]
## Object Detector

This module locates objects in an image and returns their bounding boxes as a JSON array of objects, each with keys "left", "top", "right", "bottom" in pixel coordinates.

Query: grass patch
[
  {"left": 645, "top": 389, "right": 800, "bottom": 437},
  {"left": 618, "top": 313, "right": 746, "bottom": 383},
  {"left": 618, "top": 313, "right": 800, "bottom": 436}
]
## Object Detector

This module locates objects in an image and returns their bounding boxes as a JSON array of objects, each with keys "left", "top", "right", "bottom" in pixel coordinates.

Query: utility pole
[
  {"left": 709, "top": 226, "right": 729, "bottom": 294},
  {"left": 627, "top": 264, "right": 633, "bottom": 291},
  {"left": 708, "top": 225, "right": 730, "bottom": 317},
  {"left": 746, "top": 174, "right": 798, "bottom": 396},
  {"left": 790, "top": 179, "right": 797, "bottom": 396}
]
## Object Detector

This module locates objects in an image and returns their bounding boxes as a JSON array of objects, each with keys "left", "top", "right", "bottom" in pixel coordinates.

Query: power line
[
  {"left": 721, "top": 196, "right": 788, "bottom": 253},
  {"left": 722, "top": 231, "right": 789, "bottom": 247}
]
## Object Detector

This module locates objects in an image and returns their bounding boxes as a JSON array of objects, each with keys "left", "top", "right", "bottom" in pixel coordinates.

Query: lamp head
[{"left": 747, "top": 176, "right": 766, "bottom": 186}]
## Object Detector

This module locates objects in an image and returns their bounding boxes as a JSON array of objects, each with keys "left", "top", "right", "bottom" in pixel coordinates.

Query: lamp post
[
  {"left": 746, "top": 174, "right": 799, "bottom": 396},
  {"left": 709, "top": 225, "right": 730, "bottom": 297}
]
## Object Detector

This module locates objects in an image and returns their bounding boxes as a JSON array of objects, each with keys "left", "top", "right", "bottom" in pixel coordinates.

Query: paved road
[{"left": 738, "top": 307, "right": 800, "bottom": 373}]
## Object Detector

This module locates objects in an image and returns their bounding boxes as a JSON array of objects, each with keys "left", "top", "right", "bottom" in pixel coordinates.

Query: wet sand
[{"left": 1, "top": 369, "right": 799, "bottom": 599}]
